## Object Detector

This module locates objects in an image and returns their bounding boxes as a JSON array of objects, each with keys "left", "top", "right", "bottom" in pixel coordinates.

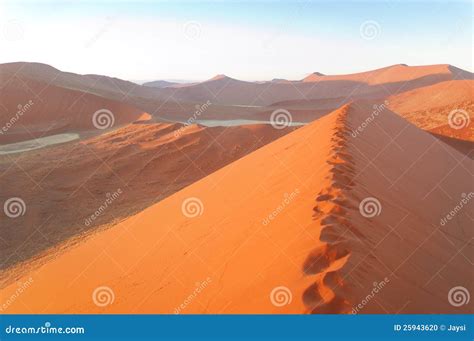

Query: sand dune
[
  {"left": 1, "top": 103, "right": 471, "bottom": 314},
  {"left": 388, "top": 80, "right": 473, "bottom": 143},
  {"left": 302, "top": 64, "right": 470, "bottom": 84},
  {"left": 5, "top": 63, "right": 470, "bottom": 117},
  {"left": 0, "top": 62, "right": 246, "bottom": 124},
  {"left": 142, "top": 80, "right": 180, "bottom": 88},
  {"left": 0, "top": 122, "right": 296, "bottom": 273},
  {"left": 153, "top": 64, "right": 472, "bottom": 107},
  {"left": 0, "top": 74, "right": 150, "bottom": 144},
  {"left": 0, "top": 62, "right": 155, "bottom": 102}
]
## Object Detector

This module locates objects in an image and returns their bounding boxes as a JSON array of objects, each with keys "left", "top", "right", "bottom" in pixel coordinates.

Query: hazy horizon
[{"left": 1, "top": 0, "right": 472, "bottom": 81}]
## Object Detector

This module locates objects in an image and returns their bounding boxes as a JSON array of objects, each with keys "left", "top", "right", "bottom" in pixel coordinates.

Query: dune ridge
[
  {"left": 303, "top": 101, "right": 473, "bottom": 314},
  {"left": 302, "top": 105, "right": 354, "bottom": 314},
  {"left": 0, "top": 102, "right": 472, "bottom": 314}
]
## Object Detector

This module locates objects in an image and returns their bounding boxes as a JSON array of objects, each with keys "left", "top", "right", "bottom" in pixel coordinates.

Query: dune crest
[
  {"left": 302, "top": 105, "right": 354, "bottom": 313},
  {"left": 1, "top": 103, "right": 471, "bottom": 314},
  {"left": 302, "top": 64, "right": 462, "bottom": 84}
]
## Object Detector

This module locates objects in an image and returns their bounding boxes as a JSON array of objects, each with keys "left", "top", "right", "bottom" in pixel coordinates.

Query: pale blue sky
[{"left": 0, "top": 0, "right": 472, "bottom": 81}]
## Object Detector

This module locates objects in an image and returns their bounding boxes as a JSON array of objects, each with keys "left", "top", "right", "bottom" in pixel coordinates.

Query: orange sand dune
[
  {"left": 0, "top": 76, "right": 149, "bottom": 144},
  {"left": 302, "top": 64, "right": 469, "bottom": 84},
  {"left": 127, "top": 64, "right": 472, "bottom": 107},
  {"left": 3, "top": 62, "right": 471, "bottom": 122},
  {"left": 0, "top": 62, "right": 157, "bottom": 103},
  {"left": 1, "top": 103, "right": 471, "bottom": 314},
  {"left": 0, "top": 62, "right": 266, "bottom": 123},
  {"left": 0, "top": 122, "right": 296, "bottom": 272},
  {"left": 388, "top": 80, "right": 473, "bottom": 142}
]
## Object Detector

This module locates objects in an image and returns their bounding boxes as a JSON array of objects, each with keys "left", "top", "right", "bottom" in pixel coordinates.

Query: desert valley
[{"left": 0, "top": 62, "right": 472, "bottom": 314}]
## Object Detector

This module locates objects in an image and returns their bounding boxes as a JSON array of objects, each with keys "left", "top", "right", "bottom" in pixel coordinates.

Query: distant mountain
[
  {"left": 301, "top": 64, "right": 472, "bottom": 84},
  {"left": 0, "top": 72, "right": 149, "bottom": 143},
  {"left": 142, "top": 80, "right": 179, "bottom": 88},
  {"left": 1, "top": 62, "right": 471, "bottom": 120},
  {"left": 154, "top": 64, "right": 472, "bottom": 106}
]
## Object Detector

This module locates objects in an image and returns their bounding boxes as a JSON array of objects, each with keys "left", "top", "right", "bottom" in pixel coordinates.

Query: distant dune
[
  {"left": 1, "top": 103, "right": 471, "bottom": 314},
  {"left": 155, "top": 64, "right": 472, "bottom": 107},
  {"left": 4, "top": 62, "right": 470, "bottom": 119},
  {"left": 0, "top": 70, "right": 150, "bottom": 144},
  {"left": 142, "top": 80, "right": 180, "bottom": 88},
  {"left": 301, "top": 64, "right": 470, "bottom": 84},
  {"left": 388, "top": 79, "right": 473, "bottom": 143}
]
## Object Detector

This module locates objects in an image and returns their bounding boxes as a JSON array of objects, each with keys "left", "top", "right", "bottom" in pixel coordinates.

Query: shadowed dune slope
[
  {"left": 0, "top": 122, "right": 296, "bottom": 272},
  {"left": 160, "top": 64, "right": 472, "bottom": 106},
  {"left": 388, "top": 79, "right": 473, "bottom": 143},
  {"left": 0, "top": 62, "right": 155, "bottom": 102},
  {"left": 4, "top": 63, "right": 471, "bottom": 111},
  {"left": 0, "top": 75, "right": 150, "bottom": 144},
  {"left": 1, "top": 103, "right": 472, "bottom": 314}
]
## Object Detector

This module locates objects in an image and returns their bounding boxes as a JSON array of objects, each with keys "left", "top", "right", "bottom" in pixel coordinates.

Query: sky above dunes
[{"left": 0, "top": 0, "right": 472, "bottom": 81}]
